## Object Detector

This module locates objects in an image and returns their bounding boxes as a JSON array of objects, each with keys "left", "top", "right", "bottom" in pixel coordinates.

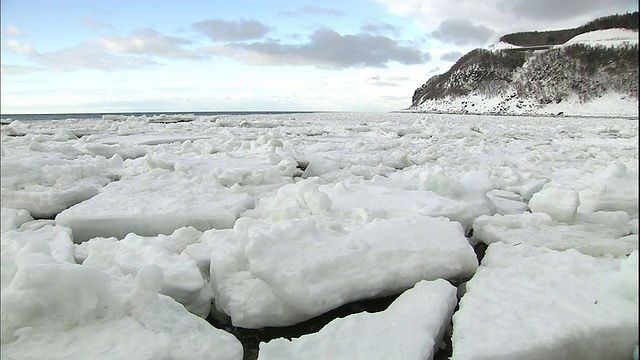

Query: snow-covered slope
[{"left": 562, "top": 28, "right": 638, "bottom": 47}]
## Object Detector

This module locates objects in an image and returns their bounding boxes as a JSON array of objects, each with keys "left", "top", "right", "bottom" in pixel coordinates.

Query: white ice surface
[
  {"left": 1, "top": 112, "right": 638, "bottom": 358},
  {"left": 472, "top": 211, "right": 636, "bottom": 257},
  {"left": 1, "top": 235, "right": 242, "bottom": 360},
  {"left": 1, "top": 208, "right": 34, "bottom": 233},
  {"left": 485, "top": 189, "right": 528, "bottom": 215},
  {"left": 2, "top": 224, "right": 76, "bottom": 264},
  {"left": 208, "top": 214, "right": 477, "bottom": 328},
  {"left": 1, "top": 155, "right": 113, "bottom": 218},
  {"left": 79, "top": 227, "right": 212, "bottom": 317},
  {"left": 322, "top": 181, "right": 482, "bottom": 231},
  {"left": 258, "top": 279, "right": 457, "bottom": 360},
  {"left": 528, "top": 186, "right": 580, "bottom": 222},
  {"left": 55, "top": 170, "right": 255, "bottom": 242},
  {"left": 452, "top": 243, "right": 638, "bottom": 360}
]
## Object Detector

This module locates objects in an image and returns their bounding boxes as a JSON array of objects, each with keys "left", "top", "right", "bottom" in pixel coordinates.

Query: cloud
[
  {"left": 3, "top": 24, "right": 24, "bottom": 36},
  {"left": 79, "top": 16, "right": 114, "bottom": 32},
  {"left": 360, "top": 23, "right": 402, "bottom": 36},
  {"left": 440, "top": 51, "right": 463, "bottom": 62},
  {"left": 35, "top": 42, "right": 160, "bottom": 72},
  {"left": 498, "top": 0, "right": 636, "bottom": 22},
  {"left": 279, "top": 5, "right": 345, "bottom": 17},
  {"left": 1, "top": 64, "right": 43, "bottom": 75},
  {"left": 3, "top": 28, "right": 200, "bottom": 73},
  {"left": 99, "top": 28, "right": 201, "bottom": 59},
  {"left": 373, "top": 0, "right": 638, "bottom": 40},
  {"left": 205, "top": 28, "right": 429, "bottom": 69},
  {"left": 5, "top": 40, "right": 36, "bottom": 55},
  {"left": 363, "top": 71, "right": 412, "bottom": 86},
  {"left": 431, "top": 19, "right": 495, "bottom": 46},
  {"left": 193, "top": 19, "right": 271, "bottom": 41}
]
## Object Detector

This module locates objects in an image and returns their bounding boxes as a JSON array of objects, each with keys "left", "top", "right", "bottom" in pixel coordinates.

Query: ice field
[{"left": 1, "top": 112, "right": 638, "bottom": 359}]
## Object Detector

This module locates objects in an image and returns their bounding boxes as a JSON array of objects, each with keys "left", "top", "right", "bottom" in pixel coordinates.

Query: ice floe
[
  {"left": 1, "top": 112, "right": 637, "bottom": 359},
  {"left": 451, "top": 243, "right": 638, "bottom": 360},
  {"left": 258, "top": 279, "right": 457, "bottom": 360}
]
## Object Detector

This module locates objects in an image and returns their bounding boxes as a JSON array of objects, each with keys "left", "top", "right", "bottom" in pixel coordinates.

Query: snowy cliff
[{"left": 410, "top": 27, "right": 639, "bottom": 117}]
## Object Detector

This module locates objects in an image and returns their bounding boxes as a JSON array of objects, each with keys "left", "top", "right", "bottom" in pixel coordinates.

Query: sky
[{"left": 1, "top": 0, "right": 637, "bottom": 114}]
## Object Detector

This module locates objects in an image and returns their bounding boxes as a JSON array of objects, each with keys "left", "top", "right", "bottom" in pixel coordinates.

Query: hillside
[
  {"left": 499, "top": 12, "right": 638, "bottom": 46},
  {"left": 410, "top": 13, "right": 639, "bottom": 117}
]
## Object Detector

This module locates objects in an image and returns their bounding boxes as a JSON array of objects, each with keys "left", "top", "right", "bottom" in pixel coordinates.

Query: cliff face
[{"left": 410, "top": 13, "right": 639, "bottom": 117}]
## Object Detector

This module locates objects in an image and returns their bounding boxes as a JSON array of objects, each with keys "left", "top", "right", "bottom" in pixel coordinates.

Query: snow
[
  {"left": 1, "top": 155, "right": 112, "bottom": 218},
  {"left": 528, "top": 186, "right": 580, "bottom": 222},
  {"left": 1, "top": 112, "right": 638, "bottom": 359},
  {"left": 78, "top": 227, "right": 213, "bottom": 317},
  {"left": 472, "top": 212, "right": 636, "bottom": 257},
  {"left": 412, "top": 91, "right": 639, "bottom": 118},
  {"left": 55, "top": 170, "right": 255, "bottom": 242},
  {"left": 1, "top": 227, "right": 242, "bottom": 360},
  {"left": 563, "top": 28, "right": 639, "bottom": 47},
  {"left": 488, "top": 41, "right": 523, "bottom": 50},
  {"left": 207, "top": 214, "right": 476, "bottom": 328},
  {"left": 1, "top": 208, "right": 34, "bottom": 233},
  {"left": 258, "top": 279, "right": 457, "bottom": 360},
  {"left": 489, "top": 28, "right": 639, "bottom": 50},
  {"left": 451, "top": 243, "right": 638, "bottom": 360}
]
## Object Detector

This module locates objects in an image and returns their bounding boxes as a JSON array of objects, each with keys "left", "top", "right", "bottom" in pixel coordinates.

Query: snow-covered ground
[
  {"left": 411, "top": 91, "right": 639, "bottom": 118},
  {"left": 1, "top": 112, "right": 638, "bottom": 359}
]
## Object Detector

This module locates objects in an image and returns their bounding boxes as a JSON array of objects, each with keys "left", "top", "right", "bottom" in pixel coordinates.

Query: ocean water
[{"left": 0, "top": 111, "right": 324, "bottom": 123}]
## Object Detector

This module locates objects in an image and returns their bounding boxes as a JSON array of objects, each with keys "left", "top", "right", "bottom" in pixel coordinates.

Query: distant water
[{"left": 0, "top": 111, "right": 322, "bottom": 123}]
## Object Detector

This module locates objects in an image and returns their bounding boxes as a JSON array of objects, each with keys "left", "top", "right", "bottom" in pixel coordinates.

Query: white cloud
[
  {"left": 1, "top": 64, "right": 42, "bottom": 75},
  {"left": 279, "top": 5, "right": 345, "bottom": 17},
  {"left": 3, "top": 28, "right": 204, "bottom": 74},
  {"left": 79, "top": 16, "right": 114, "bottom": 32},
  {"left": 36, "top": 41, "right": 160, "bottom": 72},
  {"left": 362, "top": 70, "right": 412, "bottom": 87},
  {"left": 4, "top": 24, "right": 24, "bottom": 36},
  {"left": 5, "top": 40, "right": 36, "bottom": 55},
  {"left": 193, "top": 19, "right": 272, "bottom": 41},
  {"left": 99, "top": 29, "right": 201, "bottom": 59},
  {"left": 360, "top": 22, "right": 403, "bottom": 36}
]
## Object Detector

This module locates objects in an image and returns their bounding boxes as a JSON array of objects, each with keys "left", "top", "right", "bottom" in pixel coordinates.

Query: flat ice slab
[
  {"left": 209, "top": 215, "right": 477, "bottom": 328},
  {"left": 1, "top": 156, "right": 113, "bottom": 218},
  {"left": 472, "top": 212, "right": 636, "bottom": 257},
  {"left": 56, "top": 169, "right": 255, "bottom": 242},
  {"left": 451, "top": 243, "right": 638, "bottom": 360},
  {"left": 320, "top": 181, "right": 484, "bottom": 232},
  {"left": 258, "top": 279, "right": 457, "bottom": 360}
]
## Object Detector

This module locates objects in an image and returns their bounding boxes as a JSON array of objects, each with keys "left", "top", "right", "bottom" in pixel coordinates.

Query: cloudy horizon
[{"left": 1, "top": 0, "right": 637, "bottom": 114}]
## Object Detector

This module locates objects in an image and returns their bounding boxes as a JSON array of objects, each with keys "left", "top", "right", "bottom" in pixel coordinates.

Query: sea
[{"left": 0, "top": 111, "right": 324, "bottom": 123}]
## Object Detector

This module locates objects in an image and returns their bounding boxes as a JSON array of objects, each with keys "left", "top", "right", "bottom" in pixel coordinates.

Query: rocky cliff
[{"left": 410, "top": 13, "right": 639, "bottom": 117}]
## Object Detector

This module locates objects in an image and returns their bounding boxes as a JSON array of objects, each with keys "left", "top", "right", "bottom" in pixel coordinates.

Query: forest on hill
[{"left": 499, "top": 12, "right": 638, "bottom": 46}]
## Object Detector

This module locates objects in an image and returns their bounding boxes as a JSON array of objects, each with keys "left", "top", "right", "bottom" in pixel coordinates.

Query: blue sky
[{"left": 1, "top": 0, "right": 637, "bottom": 114}]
